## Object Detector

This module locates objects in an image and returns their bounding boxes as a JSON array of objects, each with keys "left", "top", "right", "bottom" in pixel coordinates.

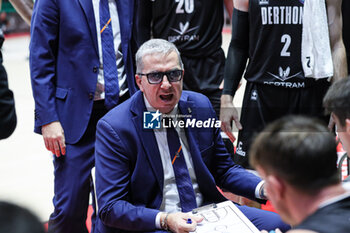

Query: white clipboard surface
[{"left": 191, "top": 201, "right": 260, "bottom": 233}]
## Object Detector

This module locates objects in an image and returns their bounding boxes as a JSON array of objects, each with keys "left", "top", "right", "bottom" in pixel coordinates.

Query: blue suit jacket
[
  {"left": 29, "top": 0, "right": 137, "bottom": 144},
  {"left": 94, "top": 91, "right": 262, "bottom": 233}
]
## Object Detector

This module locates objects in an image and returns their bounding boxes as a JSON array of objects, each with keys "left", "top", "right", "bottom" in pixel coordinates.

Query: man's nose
[{"left": 160, "top": 75, "right": 171, "bottom": 88}]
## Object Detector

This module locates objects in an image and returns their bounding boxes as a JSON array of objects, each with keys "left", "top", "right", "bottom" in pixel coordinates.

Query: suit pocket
[
  {"left": 200, "top": 142, "right": 214, "bottom": 158},
  {"left": 55, "top": 87, "right": 68, "bottom": 100},
  {"left": 200, "top": 142, "right": 214, "bottom": 166}
]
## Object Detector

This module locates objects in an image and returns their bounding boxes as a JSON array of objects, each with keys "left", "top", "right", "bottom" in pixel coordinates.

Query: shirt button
[
  {"left": 88, "top": 93, "right": 94, "bottom": 100},
  {"left": 93, "top": 66, "right": 98, "bottom": 73}
]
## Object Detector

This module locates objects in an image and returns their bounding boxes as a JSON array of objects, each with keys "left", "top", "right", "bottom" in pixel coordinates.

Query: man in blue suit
[
  {"left": 94, "top": 39, "right": 289, "bottom": 233},
  {"left": 29, "top": 0, "right": 137, "bottom": 232}
]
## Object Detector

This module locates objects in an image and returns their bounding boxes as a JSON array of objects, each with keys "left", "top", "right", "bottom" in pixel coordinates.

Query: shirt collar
[{"left": 318, "top": 191, "right": 350, "bottom": 209}]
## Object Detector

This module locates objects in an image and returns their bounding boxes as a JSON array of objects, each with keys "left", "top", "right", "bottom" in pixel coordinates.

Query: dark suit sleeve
[
  {"left": 0, "top": 64, "right": 16, "bottom": 139},
  {"left": 212, "top": 125, "right": 262, "bottom": 201},
  {"left": 135, "top": 0, "right": 152, "bottom": 47},
  {"left": 29, "top": 0, "right": 59, "bottom": 132},
  {"left": 95, "top": 119, "right": 159, "bottom": 231},
  {"left": 200, "top": 97, "right": 262, "bottom": 201}
]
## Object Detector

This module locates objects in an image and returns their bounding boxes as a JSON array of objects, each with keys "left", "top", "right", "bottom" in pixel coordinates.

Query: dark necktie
[
  {"left": 100, "top": 0, "right": 119, "bottom": 109},
  {"left": 167, "top": 125, "right": 197, "bottom": 212}
]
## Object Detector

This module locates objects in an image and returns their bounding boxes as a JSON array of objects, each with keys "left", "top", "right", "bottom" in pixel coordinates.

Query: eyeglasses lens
[
  {"left": 147, "top": 70, "right": 182, "bottom": 84},
  {"left": 148, "top": 73, "right": 162, "bottom": 84}
]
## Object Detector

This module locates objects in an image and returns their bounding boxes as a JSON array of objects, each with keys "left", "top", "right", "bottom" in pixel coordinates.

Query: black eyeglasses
[{"left": 137, "top": 70, "right": 183, "bottom": 84}]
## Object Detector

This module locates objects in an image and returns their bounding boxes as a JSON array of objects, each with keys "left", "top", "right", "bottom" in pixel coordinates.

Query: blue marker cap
[
  {"left": 187, "top": 218, "right": 192, "bottom": 224},
  {"left": 269, "top": 231, "right": 275, "bottom": 233}
]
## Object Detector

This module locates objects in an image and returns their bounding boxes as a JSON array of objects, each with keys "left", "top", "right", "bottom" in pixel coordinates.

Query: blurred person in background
[
  {"left": 0, "top": 0, "right": 32, "bottom": 139},
  {"left": 0, "top": 0, "right": 16, "bottom": 139},
  {"left": 0, "top": 201, "right": 45, "bottom": 233},
  {"left": 0, "top": 33, "right": 16, "bottom": 139},
  {"left": 251, "top": 116, "right": 350, "bottom": 233},
  {"left": 323, "top": 77, "right": 350, "bottom": 155}
]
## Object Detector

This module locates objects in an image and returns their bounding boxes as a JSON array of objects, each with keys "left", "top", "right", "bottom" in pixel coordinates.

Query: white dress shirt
[
  {"left": 92, "top": 0, "right": 128, "bottom": 100},
  {"left": 143, "top": 96, "right": 264, "bottom": 228}
]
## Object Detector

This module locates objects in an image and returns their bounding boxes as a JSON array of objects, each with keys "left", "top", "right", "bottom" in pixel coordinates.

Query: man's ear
[
  {"left": 345, "top": 119, "right": 350, "bottom": 134},
  {"left": 135, "top": 75, "right": 144, "bottom": 92},
  {"left": 267, "top": 175, "right": 286, "bottom": 201}
]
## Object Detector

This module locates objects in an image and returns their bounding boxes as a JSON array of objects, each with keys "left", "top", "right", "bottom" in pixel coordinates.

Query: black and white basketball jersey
[
  {"left": 245, "top": 0, "right": 306, "bottom": 88},
  {"left": 149, "top": 0, "right": 224, "bottom": 57}
]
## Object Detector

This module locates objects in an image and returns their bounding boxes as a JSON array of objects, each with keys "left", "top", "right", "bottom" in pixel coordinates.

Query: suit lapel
[
  {"left": 178, "top": 97, "right": 206, "bottom": 177},
  {"left": 131, "top": 92, "right": 164, "bottom": 190},
  {"left": 78, "top": 0, "right": 98, "bottom": 56},
  {"left": 179, "top": 95, "right": 225, "bottom": 202}
]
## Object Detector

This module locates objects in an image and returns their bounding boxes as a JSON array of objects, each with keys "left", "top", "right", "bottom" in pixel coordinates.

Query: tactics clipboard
[{"left": 190, "top": 201, "right": 260, "bottom": 233}]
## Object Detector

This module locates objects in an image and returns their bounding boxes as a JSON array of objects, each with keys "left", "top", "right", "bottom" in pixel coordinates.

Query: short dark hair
[
  {"left": 250, "top": 116, "right": 340, "bottom": 195},
  {"left": 0, "top": 201, "right": 45, "bottom": 233},
  {"left": 323, "top": 77, "right": 350, "bottom": 127}
]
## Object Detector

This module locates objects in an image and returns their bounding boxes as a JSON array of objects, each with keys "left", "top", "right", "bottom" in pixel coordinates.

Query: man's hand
[
  {"left": 220, "top": 94, "right": 243, "bottom": 143},
  {"left": 163, "top": 212, "right": 203, "bottom": 233},
  {"left": 42, "top": 121, "right": 66, "bottom": 157}
]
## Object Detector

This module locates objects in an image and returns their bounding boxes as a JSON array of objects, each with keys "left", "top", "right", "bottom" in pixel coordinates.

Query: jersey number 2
[{"left": 280, "top": 34, "right": 291, "bottom": 57}]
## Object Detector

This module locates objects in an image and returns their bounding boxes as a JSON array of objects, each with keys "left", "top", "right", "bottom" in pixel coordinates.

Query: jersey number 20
[{"left": 175, "top": 0, "right": 194, "bottom": 14}]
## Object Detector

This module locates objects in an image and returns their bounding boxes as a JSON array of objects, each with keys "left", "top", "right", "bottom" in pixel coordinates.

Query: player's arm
[
  {"left": 220, "top": 0, "right": 249, "bottom": 140},
  {"left": 224, "top": 0, "right": 234, "bottom": 19},
  {"left": 9, "top": 0, "right": 33, "bottom": 25},
  {"left": 327, "top": 0, "right": 348, "bottom": 81}
]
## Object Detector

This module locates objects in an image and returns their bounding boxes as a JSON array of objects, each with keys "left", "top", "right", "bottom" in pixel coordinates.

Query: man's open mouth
[{"left": 160, "top": 94, "right": 174, "bottom": 101}]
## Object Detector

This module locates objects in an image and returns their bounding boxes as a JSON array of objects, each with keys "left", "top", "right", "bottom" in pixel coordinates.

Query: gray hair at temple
[
  {"left": 323, "top": 77, "right": 350, "bottom": 127},
  {"left": 135, "top": 39, "right": 184, "bottom": 73}
]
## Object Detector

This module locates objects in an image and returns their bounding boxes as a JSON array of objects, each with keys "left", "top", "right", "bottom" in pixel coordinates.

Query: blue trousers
[
  {"left": 48, "top": 100, "right": 107, "bottom": 233},
  {"left": 237, "top": 204, "right": 290, "bottom": 232}
]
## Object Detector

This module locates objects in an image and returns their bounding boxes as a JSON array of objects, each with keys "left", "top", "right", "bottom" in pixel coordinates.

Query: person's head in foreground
[
  {"left": 135, "top": 38, "right": 184, "bottom": 114},
  {"left": 323, "top": 76, "right": 350, "bottom": 152},
  {"left": 250, "top": 116, "right": 350, "bottom": 232},
  {"left": 0, "top": 201, "right": 46, "bottom": 233}
]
